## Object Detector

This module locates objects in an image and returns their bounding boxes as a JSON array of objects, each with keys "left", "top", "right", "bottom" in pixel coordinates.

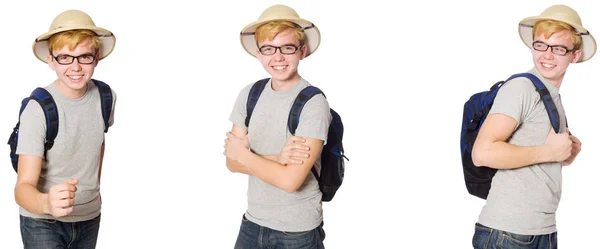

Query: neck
[
  {"left": 547, "top": 75, "right": 565, "bottom": 89},
  {"left": 56, "top": 81, "right": 87, "bottom": 99},
  {"left": 271, "top": 74, "right": 301, "bottom": 91}
]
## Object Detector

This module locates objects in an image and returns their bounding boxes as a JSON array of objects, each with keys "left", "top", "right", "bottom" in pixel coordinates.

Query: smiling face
[
  {"left": 256, "top": 29, "right": 306, "bottom": 86},
  {"left": 48, "top": 39, "right": 98, "bottom": 98},
  {"left": 531, "top": 20, "right": 582, "bottom": 88},
  {"left": 46, "top": 30, "right": 100, "bottom": 98},
  {"left": 255, "top": 21, "right": 307, "bottom": 87}
]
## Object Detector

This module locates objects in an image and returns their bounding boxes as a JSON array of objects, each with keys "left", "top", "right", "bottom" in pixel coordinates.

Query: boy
[
  {"left": 471, "top": 5, "right": 594, "bottom": 248},
  {"left": 224, "top": 4, "right": 331, "bottom": 249},
  {"left": 15, "top": 9, "right": 116, "bottom": 249}
]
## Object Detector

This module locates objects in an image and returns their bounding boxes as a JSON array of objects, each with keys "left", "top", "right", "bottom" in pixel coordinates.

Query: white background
[{"left": 0, "top": 0, "right": 598, "bottom": 248}]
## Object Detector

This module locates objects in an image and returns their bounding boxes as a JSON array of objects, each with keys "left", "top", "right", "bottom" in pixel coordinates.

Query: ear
[
  {"left": 571, "top": 49, "right": 582, "bottom": 63},
  {"left": 47, "top": 54, "right": 56, "bottom": 70},
  {"left": 299, "top": 45, "right": 308, "bottom": 60},
  {"left": 93, "top": 51, "right": 100, "bottom": 67},
  {"left": 255, "top": 48, "right": 262, "bottom": 60}
]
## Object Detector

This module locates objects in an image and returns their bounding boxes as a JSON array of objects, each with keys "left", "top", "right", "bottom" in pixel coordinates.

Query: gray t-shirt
[
  {"left": 16, "top": 80, "right": 116, "bottom": 222},
  {"left": 229, "top": 78, "right": 331, "bottom": 232},
  {"left": 478, "top": 68, "right": 566, "bottom": 235}
]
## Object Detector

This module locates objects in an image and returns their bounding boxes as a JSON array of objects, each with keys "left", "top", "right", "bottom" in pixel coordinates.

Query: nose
[
  {"left": 542, "top": 48, "right": 554, "bottom": 60},
  {"left": 70, "top": 59, "right": 82, "bottom": 71},
  {"left": 272, "top": 49, "right": 285, "bottom": 61}
]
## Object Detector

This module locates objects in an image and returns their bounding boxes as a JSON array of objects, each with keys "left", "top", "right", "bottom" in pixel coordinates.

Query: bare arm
[
  {"left": 227, "top": 132, "right": 323, "bottom": 193},
  {"left": 14, "top": 155, "right": 79, "bottom": 217},
  {"left": 14, "top": 155, "right": 48, "bottom": 215},
  {"left": 472, "top": 113, "right": 569, "bottom": 169},
  {"left": 225, "top": 125, "right": 309, "bottom": 175},
  {"left": 225, "top": 125, "right": 254, "bottom": 175}
]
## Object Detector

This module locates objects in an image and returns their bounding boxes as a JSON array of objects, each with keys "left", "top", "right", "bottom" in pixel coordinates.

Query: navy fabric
[
  {"left": 460, "top": 73, "right": 561, "bottom": 199},
  {"left": 246, "top": 79, "right": 348, "bottom": 202},
  {"left": 92, "top": 79, "right": 113, "bottom": 133},
  {"left": 8, "top": 80, "right": 112, "bottom": 172}
]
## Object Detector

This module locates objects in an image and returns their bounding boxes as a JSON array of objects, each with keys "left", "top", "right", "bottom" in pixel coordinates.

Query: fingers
[
  {"left": 66, "top": 178, "right": 79, "bottom": 185},
  {"left": 52, "top": 207, "right": 74, "bottom": 218},
  {"left": 283, "top": 143, "right": 309, "bottom": 152},
  {"left": 53, "top": 182, "right": 78, "bottom": 193},
  {"left": 54, "top": 197, "right": 75, "bottom": 208},
  {"left": 293, "top": 143, "right": 310, "bottom": 151},
  {"left": 289, "top": 136, "right": 306, "bottom": 143},
  {"left": 226, "top": 132, "right": 234, "bottom": 139},
  {"left": 55, "top": 190, "right": 76, "bottom": 199},
  {"left": 569, "top": 135, "right": 582, "bottom": 145},
  {"left": 291, "top": 150, "right": 309, "bottom": 158}
]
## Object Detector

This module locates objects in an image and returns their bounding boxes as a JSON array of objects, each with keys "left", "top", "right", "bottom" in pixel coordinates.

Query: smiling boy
[
  {"left": 224, "top": 4, "right": 331, "bottom": 249},
  {"left": 471, "top": 5, "right": 595, "bottom": 248},
  {"left": 14, "top": 9, "right": 116, "bottom": 249}
]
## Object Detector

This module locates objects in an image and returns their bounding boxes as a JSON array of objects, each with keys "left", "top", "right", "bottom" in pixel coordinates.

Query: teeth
[
  {"left": 542, "top": 63, "right": 554, "bottom": 68},
  {"left": 273, "top": 66, "right": 286, "bottom": 71},
  {"left": 69, "top": 75, "right": 82, "bottom": 80}
]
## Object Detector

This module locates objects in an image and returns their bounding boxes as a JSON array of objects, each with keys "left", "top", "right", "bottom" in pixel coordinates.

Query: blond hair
[
  {"left": 533, "top": 20, "right": 582, "bottom": 50},
  {"left": 48, "top": 29, "right": 100, "bottom": 54},
  {"left": 255, "top": 21, "right": 306, "bottom": 46}
]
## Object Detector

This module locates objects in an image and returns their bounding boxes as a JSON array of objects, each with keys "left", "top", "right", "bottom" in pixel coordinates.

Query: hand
[
  {"left": 562, "top": 129, "right": 582, "bottom": 166},
  {"left": 46, "top": 179, "right": 78, "bottom": 217},
  {"left": 224, "top": 132, "right": 250, "bottom": 161},
  {"left": 544, "top": 129, "right": 572, "bottom": 162},
  {"left": 278, "top": 136, "right": 310, "bottom": 165}
]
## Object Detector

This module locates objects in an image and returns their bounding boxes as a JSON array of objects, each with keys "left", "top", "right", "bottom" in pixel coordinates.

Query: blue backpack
[
  {"left": 8, "top": 79, "right": 113, "bottom": 172},
  {"left": 246, "top": 78, "right": 348, "bottom": 202},
  {"left": 460, "top": 73, "right": 562, "bottom": 199}
]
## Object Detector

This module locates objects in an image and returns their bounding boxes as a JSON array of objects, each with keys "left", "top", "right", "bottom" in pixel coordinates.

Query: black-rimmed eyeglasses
[
  {"left": 532, "top": 41, "right": 576, "bottom": 56},
  {"left": 258, "top": 45, "right": 302, "bottom": 55},
  {"left": 51, "top": 53, "right": 97, "bottom": 65}
]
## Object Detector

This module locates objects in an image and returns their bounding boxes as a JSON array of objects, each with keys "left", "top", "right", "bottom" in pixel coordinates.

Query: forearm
[
  {"left": 226, "top": 157, "right": 253, "bottom": 175},
  {"left": 14, "top": 183, "right": 48, "bottom": 215},
  {"left": 227, "top": 155, "right": 280, "bottom": 175},
  {"left": 238, "top": 150, "right": 303, "bottom": 193},
  {"left": 474, "top": 141, "right": 552, "bottom": 169}
]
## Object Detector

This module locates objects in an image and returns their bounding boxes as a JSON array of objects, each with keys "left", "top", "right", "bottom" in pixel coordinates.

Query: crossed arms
[{"left": 224, "top": 124, "right": 323, "bottom": 193}]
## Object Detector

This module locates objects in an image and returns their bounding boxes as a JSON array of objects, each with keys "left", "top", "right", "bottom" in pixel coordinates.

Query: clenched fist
[{"left": 46, "top": 179, "right": 78, "bottom": 217}]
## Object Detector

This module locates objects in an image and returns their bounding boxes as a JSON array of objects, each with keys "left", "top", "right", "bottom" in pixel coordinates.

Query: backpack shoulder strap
[
  {"left": 288, "top": 86, "right": 325, "bottom": 135},
  {"left": 245, "top": 78, "right": 270, "bottom": 127},
  {"left": 506, "top": 73, "right": 561, "bottom": 133},
  {"left": 289, "top": 86, "right": 326, "bottom": 182},
  {"left": 92, "top": 79, "right": 113, "bottom": 133},
  {"left": 28, "top": 87, "right": 59, "bottom": 156}
]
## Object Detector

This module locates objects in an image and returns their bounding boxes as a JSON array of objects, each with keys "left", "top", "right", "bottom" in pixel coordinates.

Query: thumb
[
  {"left": 226, "top": 132, "right": 236, "bottom": 139},
  {"left": 66, "top": 179, "right": 79, "bottom": 185},
  {"left": 566, "top": 128, "right": 572, "bottom": 135}
]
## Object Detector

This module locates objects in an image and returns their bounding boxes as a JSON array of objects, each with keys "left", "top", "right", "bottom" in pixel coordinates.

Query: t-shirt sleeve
[
  {"left": 488, "top": 78, "right": 537, "bottom": 127},
  {"left": 294, "top": 94, "right": 332, "bottom": 143},
  {"left": 15, "top": 100, "right": 47, "bottom": 158},
  {"left": 229, "top": 84, "right": 252, "bottom": 130}
]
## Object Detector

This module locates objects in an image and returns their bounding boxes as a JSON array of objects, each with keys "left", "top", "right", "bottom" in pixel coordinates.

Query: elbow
[
  {"left": 471, "top": 145, "right": 488, "bottom": 167},
  {"left": 282, "top": 186, "right": 298, "bottom": 194},
  {"left": 226, "top": 166, "right": 236, "bottom": 173},
  {"left": 14, "top": 182, "right": 31, "bottom": 207},
  {"left": 225, "top": 158, "right": 238, "bottom": 173},
  {"left": 280, "top": 181, "right": 302, "bottom": 194}
]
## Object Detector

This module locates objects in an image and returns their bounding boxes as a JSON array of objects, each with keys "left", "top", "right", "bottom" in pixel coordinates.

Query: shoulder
[
  {"left": 299, "top": 87, "right": 330, "bottom": 116},
  {"left": 301, "top": 82, "right": 330, "bottom": 106},
  {"left": 500, "top": 76, "right": 537, "bottom": 95}
]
